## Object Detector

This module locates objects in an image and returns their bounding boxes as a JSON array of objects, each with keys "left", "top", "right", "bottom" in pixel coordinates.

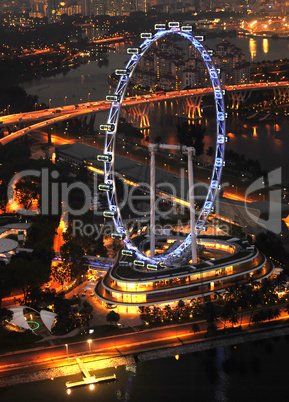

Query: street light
[
  {"left": 34, "top": 102, "right": 37, "bottom": 111},
  {"left": 88, "top": 92, "right": 91, "bottom": 102},
  {"left": 87, "top": 339, "right": 92, "bottom": 352},
  {"left": 49, "top": 98, "right": 51, "bottom": 108},
  {"left": 7, "top": 105, "right": 10, "bottom": 114},
  {"left": 65, "top": 343, "right": 68, "bottom": 358},
  {"left": 64, "top": 96, "right": 67, "bottom": 106}
]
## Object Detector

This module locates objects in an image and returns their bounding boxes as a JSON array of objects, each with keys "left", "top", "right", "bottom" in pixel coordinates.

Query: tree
[
  {"left": 52, "top": 294, "right": 76, "bottom": 335},
  {"left": 0, "top": 308, "right": 13, "bottom": 323},
  {"left": 0, "top": 264, "right": 14, "bottom": 308},
  {"left": 178, "top": 300, "right": 185, "bottom": 308},
  {"left": 223, "top": 300, "right": 239, "bottom": 328},
  {"left": 206, "top": 146, "right": 214, "bottom": 163},
  {"left": 14, "top": 179, "right": 40, "bottom": 211},
  {"left": 260, "top": 278, "right": 278, "bottom": 305},
  {"left": 206, "top": 321, "right": 217, "bottom": 336},
  {"left": 203, "top": 301, "right": 219, "bottom": 325},
  {"left": 252, "top": 312, "right": 262, "bottom": 325},
  {"left": 237, "top": 287, "right": 249, "bottom": 326},
  {"left": 145, "top": 306, "right": 151, "bottom": 314},
  {"left": 61, "top": 230, "right": 86, "bottom": 280},
  {"left": 51, "top": 263, "right": 70, "bottom": 290},
  {"left": 79, "top": 300, "right": 93, "bottom": 329},
  {"left": 8, "top": 254, "right": 50, "bottom": 305},
  {"left": 176, "top": 121, "right": 205, "bottom": 156},
  {"left": 154, "top": 135, "right": 163, "bottom": 144},
  {"left": 106, "top": 310, "right": 120, "bottom": 325},
  {"left": 0, "top": 86, "right": 39, "bottom": 114},
  {"left": 192, "top": 323, "right": 200, "bottom": 333},
  {"left": 264, "top": 308, "right": 274, "bottom": 321},
  {"left": 221, "top": 301, "right": 232, "bottom": 328},
  {"left": 95, "top": 236, "right": 108, "bottom": 258},
  {"left": 203, "top": 301, "right": 219, "bottom": 336},
  {"left": 272, "top": 307, "right": 280, "bottom": 320},
  {"left": 28, "top": 287, "right": 46, "bottom": 308},
  {"left": 118, "top": 121, "right": 143, "bottom": 144},
  {"left": 164, "top": 304, "right": 172, "bottom": 319},
  {"left": 228, "top": 312, "right": 239, "bottom": 327},
  {"left": 249, "top": 288, "right": 262, "bottom": 326}
]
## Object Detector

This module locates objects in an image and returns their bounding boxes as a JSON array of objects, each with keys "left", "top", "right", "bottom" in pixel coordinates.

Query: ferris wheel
[{"left": 98, "top": 22, "right": 226, "bottom": 266}]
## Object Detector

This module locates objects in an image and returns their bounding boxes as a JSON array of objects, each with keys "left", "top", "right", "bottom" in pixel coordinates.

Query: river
[
  {"left": 22, "top": 36, "right": 289, "bottom": 107},
  {"left": 1, "top": 335, "right": 289, "bottom": 402}
]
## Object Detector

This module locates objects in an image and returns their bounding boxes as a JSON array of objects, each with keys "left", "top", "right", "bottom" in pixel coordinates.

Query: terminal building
[{"left": 94, "top": 236, "right": 275, "bottom": 313}]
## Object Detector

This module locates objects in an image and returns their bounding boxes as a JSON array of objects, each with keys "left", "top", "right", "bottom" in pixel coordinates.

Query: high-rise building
[
  {"left": 94, "top": 0, "right": 107, "bottom": 15},
  {"left": 80, "top": 0, "right": 96, "bottom": 16},
  {"left": 30, "top": 0, "right": 48, "bottom": 18},
  {"left": 131, "top": 38, "right": 250, "bottom": 91},
  {"left": 58, "top": 3, "right": 82, "bottom": 16},
  {"left": 47, "top": 0, "right": 58, "bottom": 23},
  {"left": 106, "top": 0, "right": 145, "bottom": 16}
]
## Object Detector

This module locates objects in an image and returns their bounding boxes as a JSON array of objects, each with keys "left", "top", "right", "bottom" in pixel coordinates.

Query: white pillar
[
  {"left": 187, "top": 148, "right": 197, "bottom": 264},
  {"left": 150, "top": 147, "right": 156, "bottom": 257}
]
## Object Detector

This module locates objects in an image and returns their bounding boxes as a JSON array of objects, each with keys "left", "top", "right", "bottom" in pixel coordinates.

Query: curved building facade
[{"left": 95, "top": 237, "right": 274, "bottom": 313}]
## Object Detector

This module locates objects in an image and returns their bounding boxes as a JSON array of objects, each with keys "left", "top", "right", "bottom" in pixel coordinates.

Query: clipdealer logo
[
  {"left": 6, "top": 167, "right": 284, "bottom": 237},
  {"left": 7, "top": 168, "right": 95, "bottom": 223}
]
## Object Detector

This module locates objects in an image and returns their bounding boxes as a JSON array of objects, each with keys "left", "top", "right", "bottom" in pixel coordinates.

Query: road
[
  {"left": 1, "top": 308, "right": 288, "bottom": 377},
  {"left": 0, "top": 320, "right": 206, "bottom": 378},
  {"left": 1, "top": 81, "right": 289, "bottom": 146}
]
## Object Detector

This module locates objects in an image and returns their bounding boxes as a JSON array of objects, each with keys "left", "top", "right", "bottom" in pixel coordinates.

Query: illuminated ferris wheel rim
[{"left": 101, "top": 22, "right": 226, "bottom": 266}]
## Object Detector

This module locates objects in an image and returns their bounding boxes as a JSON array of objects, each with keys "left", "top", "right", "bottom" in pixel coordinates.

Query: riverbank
[
  {"left": 0, "top": 354, "right": 134, "bottom": 388},
  {"left": 1, "top": 321, "right": 289, "bottom": 388}
]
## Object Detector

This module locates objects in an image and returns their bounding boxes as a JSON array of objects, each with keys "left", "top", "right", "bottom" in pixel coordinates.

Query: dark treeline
[
  {"left": 225, "top": 149, "right": 264, "bottom": 178},
  {"left": 0, "top": 86, "right": 39, "bottom": 116}
]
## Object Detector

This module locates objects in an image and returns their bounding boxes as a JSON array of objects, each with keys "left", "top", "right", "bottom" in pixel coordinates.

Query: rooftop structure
[
  {"left": 0, "top": 238, "right": 18, "bottom": 263},
  {"left": 95, "top": 236, "right": 274, "bottom": 313},
  {"left": 0, "top": 222, "right": 32, "bottom": 263}
]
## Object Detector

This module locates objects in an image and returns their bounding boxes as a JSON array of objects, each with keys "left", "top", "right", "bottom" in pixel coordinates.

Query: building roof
[
  {"left": 8, "top": 306, "right": 57, "bottom": 333},
  {"left": 0, "top": 223, "right": 32, "bottom": 237},
  {"left": 0, "top": 238, "right": 18, "bottom": 253},
  {"left": 40, "top": 310, "right": 57, "bottom": 332},
  {"left": 55, "top": 143, "right": 208, "bottom": 200},
  {"left": 9, "top": 306, "right": 33, "bottom": 332},
  {"left": 1, "top": 223, "right": 32, "bottom": 230}
]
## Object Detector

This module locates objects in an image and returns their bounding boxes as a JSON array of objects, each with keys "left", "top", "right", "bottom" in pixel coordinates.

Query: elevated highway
[{"left": 1, "top": 81, "right": 289, "bottom": 146}]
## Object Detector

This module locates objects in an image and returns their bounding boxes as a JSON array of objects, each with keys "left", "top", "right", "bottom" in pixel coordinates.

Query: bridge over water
[{"left": 0, "top": 81, "right": 288, "bottom": 146}]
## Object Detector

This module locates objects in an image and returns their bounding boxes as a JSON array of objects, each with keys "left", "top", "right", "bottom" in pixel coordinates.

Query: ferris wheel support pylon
[
  {"left": 186, "top": 147, "right": 197, "bottom": 264},
  {"left": 148, "top": 143, "right": 197, "bottom": 263},
  {"left": 149, "top": 145, "right": 156, "bottom": 258}
]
